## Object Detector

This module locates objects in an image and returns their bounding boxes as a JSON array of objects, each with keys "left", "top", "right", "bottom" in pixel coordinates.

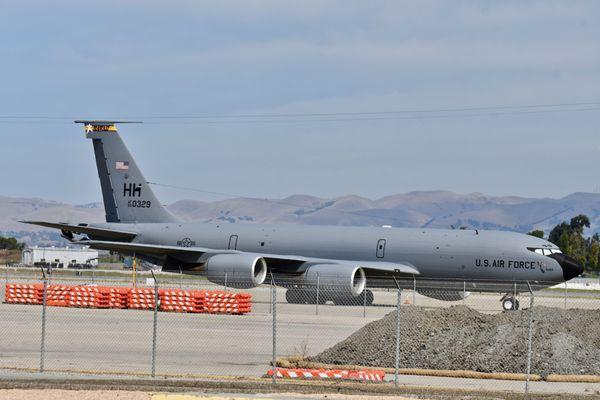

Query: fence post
[
  {"left": 525, "top": 282, "right": 535, "bottom": 394},
  {"left": 393, "top": 277, "right": 401, "bottom": 388},
  {"left": 271, "top": 273, "right": 277, "bottom": 384},
  {"left": 151, "top": 271, "right": 159, "bottom": 378},
  {"left": 132, "top": 254, "right": 137, "bottom": 287},
  {"left": 39, "top": 267, "right": 48, "bottom": 373},
  {"left": 412, "top": 278, "right": 416, "bottom": 306},
  {"left": 269, "top": 281, "right": 273, "bottom": 315},
  {"left": 363, "top": 284, "right": 367, "bottom": 318},
  {"left": 564, "top": 282, "right": 567, "bottom": 309},
  {"left": 315, "top": 273, "right": 319, "bottom": 316}
]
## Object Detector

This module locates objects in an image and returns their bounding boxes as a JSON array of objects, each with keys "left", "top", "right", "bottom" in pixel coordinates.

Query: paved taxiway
[
  {"left": 0, "top": 298, "right": 389, "bottom": 376},
  {"left": 0, "top": 286, "right": 598, "bottom": 377}
]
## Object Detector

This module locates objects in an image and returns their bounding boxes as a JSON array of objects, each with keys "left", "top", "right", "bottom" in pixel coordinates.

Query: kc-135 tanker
[{"left": 23, "top": 121, "right": 583, "bottom": 311}]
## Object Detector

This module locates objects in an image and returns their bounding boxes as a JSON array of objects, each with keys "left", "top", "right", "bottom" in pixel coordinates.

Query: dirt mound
[{"left": 310, "top": 306, "right": 600, "bottom": 377}]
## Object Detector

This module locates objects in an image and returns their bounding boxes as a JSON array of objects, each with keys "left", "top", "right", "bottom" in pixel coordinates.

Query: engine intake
[{"left": 205, "top": 253, "right": 267, "bottom": 288}]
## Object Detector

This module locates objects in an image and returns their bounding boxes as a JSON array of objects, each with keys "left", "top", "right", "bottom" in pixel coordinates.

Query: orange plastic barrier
[
  {"left": 5, "top": 283, "right": 43, "bottom": 304},
  {"left": 108, "top": 287, "right": 129, "bottom": 309},
  {"left": 197, "top": 290, "right": 252, "bottom": 314},
  {"left": 159, "top": 289, "right": 252, "bottom": 314},
  {"left": 69, "top": 286, "right": 111, "bottom": 308},
  {"left": 267, "top": 368, "right": 386, "bottom": 381},
  {"left": 46, "top": 285, "right": 70, "bottom": 307},
  {"left": 129, "top": 288, "right": 156, "bottom": 310},
  {"left": 159, "top": 289, "right": 197, "bottom": 313},
  {"left": 4, "top": 283, "right": 252, "bottom": 315},
  {"left": 5, "top": 283, "right": 74, "bottom": 307}
]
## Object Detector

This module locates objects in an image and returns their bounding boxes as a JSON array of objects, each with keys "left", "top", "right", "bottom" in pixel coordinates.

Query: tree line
[
  {"left": 0, "top": 236, "right": 24, "bottom": 251},
  {"left": 529, "top": 214, "right": 599, "bottom": 275}
]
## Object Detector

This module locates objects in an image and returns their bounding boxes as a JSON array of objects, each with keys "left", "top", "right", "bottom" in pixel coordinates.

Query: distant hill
[
  {"left": 2, "top": 191, "right": 600, "bottom": 246},
  {"left": 0, "top": 196, "right": 105, "bottom": 246}
]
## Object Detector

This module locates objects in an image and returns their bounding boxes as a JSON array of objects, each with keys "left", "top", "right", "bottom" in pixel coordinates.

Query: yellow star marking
[{"left": 84, "top": 124, "right": 94, "bottom": 133}]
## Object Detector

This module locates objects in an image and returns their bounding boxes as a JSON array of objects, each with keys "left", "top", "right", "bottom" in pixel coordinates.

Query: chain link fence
[{"left": 0, "top": 266, "right": 599, "bottom": 394}]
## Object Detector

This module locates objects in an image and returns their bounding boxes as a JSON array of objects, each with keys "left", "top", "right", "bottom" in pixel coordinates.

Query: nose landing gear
[{"left": 501, "top": 293, "right": 520, "bottom": 311}]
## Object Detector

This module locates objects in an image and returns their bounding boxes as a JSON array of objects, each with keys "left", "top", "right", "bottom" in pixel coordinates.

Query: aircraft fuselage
[{"left": 95, "top": 221, "right": 569, "bottom": 292}]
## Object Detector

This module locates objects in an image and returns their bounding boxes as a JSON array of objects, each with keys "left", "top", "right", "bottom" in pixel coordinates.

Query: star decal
[{"left": 84, "top": 124, "right": 94, "bottom": 133}]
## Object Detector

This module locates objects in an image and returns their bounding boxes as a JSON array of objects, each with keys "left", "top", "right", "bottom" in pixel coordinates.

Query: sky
[{"left": 1, "top": 1, "right": 599, "bottom": 205}]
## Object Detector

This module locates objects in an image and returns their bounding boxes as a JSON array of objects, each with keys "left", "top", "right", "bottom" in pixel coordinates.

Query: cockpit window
[{"left": 527, "top": 247, "right": 562, "bottom": 256}]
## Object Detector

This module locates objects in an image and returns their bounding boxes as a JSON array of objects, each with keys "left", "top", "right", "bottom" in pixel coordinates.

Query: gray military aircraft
[{"left": 23, "top": 121, "right": 583, "bottom": 310}]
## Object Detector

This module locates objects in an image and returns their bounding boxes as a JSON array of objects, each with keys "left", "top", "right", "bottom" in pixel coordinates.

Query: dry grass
[
  {"left": 546, "top": 374, "right": 600, "bottom": 383},
  {"left": 276, "top": 356, "right": 544, "bottom": 381},
  {"left": 0, "top": 250, "right": 20, "bottom": 265}
]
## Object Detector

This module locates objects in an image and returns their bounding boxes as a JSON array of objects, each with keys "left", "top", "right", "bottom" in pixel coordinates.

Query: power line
[
  {"left": 0, "top": 121, "right": 71, "bottom": 125},
  {"left": 137, "top": 106, "right": 600, "bottom": 125},
  {"left": 123, "top": 101, "right": 600, "bottom": 119},
  {"left": 1, "top": 101, "right": 599, "bottom": 124},
  {"left": 0, "top": 106, "right": 598, "bottom": 126}
]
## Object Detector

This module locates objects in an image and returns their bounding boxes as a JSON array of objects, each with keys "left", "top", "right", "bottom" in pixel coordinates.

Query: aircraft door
[
  {"left": 376, "top": 239, "right": 386, "bottom": 258},
  {"left": 228, "top": 235, "right": 238, "bottom": 250}
]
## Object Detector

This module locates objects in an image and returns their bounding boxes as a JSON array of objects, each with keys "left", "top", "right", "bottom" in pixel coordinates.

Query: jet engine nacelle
[
  {"left": 302, "top": 263, "right": 366, "bottom": 296},
  {"left": 205, "top": 253, "right": 267, "bottom": 288},
  {"left": 417, "top": 289, "right": 471, "bottom": 301}
]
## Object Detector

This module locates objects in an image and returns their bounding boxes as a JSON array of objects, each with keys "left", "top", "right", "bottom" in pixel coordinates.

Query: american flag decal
[{"left": 115, "top": 161, "right": 129, "bottom": 170}]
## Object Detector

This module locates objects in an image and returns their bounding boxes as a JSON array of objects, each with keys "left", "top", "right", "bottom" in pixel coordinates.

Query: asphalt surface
[
  {"left": 0, "top": 278, "right": 599, "bottom": 395},
  {"left": 0, "top": 294, "right": 392, "bottom": 376}
]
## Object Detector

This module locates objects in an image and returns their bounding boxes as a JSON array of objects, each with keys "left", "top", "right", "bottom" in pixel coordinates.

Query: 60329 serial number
[{"left": 127, "top": 200, "right": 152, "bottom": 208}]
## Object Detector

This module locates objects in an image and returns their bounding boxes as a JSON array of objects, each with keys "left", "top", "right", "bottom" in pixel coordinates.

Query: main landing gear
[
  {"left": 285, "top": 287, "right": 374, "bottom": 306},
  {"left": 501, "top": 293, "right": 520, "bottom": 311},
  {"left": 285, "top": 287, "right": 325, "bottom": 304}
]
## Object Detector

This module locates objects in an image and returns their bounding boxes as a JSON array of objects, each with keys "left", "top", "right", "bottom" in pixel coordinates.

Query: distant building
[{"left": 21, "top": 246, "right": 98, "bottom": 269}]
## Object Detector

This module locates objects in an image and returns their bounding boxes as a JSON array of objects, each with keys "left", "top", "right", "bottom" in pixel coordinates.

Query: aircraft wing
[
  {"left": 80, "top": 240, "right": 419, "bottom": 275},
  {"left": 352, "top": 261, "right": 419, "bottom": 276},
  {"left": 20, "top": 221, "right": 137, "bottom": 241},
  {"left": 301, "top": 260, "right": 419, "bottom": 276},
  {"left": 82, "top": 240, "right": 216, "bottom": 255},
  {"left": 81, "top": 240, "right": 309, "bottom": 268}
]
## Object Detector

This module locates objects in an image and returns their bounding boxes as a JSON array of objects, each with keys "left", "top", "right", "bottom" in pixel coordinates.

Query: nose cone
[{"left": 549, "top": 253, "right": 584, "bottom": 280}]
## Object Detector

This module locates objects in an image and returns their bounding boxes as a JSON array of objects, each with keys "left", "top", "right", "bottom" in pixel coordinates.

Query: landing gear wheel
[
  {"left": 286, "top": 288, "right": 301, "bottom": 304},
  {"left": 332, "top": 291, "right": 374, "bottom": 306},
  {"left": 502, "top": 297, "right": 519, "bottom": 311},
  {"left": 286, "top": 288, "right": 324, "bottom": 304}
]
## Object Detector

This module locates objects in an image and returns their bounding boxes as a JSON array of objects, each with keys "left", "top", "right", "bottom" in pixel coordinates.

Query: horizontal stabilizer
[{"left": 20, "top": 221, "right": 137, "bottom": 241}]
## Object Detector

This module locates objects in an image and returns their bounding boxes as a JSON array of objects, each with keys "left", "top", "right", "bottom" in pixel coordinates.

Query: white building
[{"left": 21, "top": 246, "right": 98, "bottom": 268}]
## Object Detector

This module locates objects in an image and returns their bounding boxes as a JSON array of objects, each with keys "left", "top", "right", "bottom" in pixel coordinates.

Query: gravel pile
[{"left": 310, "top": 305, "right": 600, "bottom": 377}]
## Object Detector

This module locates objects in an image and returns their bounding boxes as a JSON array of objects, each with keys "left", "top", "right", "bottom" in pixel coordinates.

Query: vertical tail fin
[{"left": 75, "top": 121, "right": 179, "bottom": 224}]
